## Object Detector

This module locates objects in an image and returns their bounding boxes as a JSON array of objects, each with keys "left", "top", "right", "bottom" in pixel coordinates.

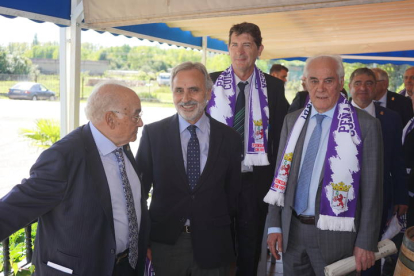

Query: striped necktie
[
  {"left": 234, "top": 81, "right": 248, "bottom": 159},
  {"left": 113, "top": 148, "right": 139, "bottom": 268}
]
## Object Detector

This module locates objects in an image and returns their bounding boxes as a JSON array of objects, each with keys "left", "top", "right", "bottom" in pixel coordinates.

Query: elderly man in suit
[
  {"left": 265, "top": 55, "right": 383, "bottom": 275},
  {"left": 349, "top": 68, "right": 408, "bottom": 275},
  {"left": 371, "top": 67, "right": 413, "bottom": 126},
  {"left": 0, "top": 81, "right": 149, "bottom": 275},
  {"left": 136, "top": 62, "right": 241, "bottom": 276},
  {"left": 399, "top": 67, "right": 414, "bottom": 109},
  {"left": 207, "top": 22, "right": 289, "bottom": 275}
]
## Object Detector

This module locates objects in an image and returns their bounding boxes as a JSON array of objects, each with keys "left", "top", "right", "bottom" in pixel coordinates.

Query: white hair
[{"left": 303, "top": 55, "right": 344, "bottom": 79}]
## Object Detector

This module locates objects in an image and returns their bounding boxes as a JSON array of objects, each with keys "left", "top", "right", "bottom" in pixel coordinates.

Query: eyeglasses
[{"left": 112, "top": 110, "right": 143, "bottom": 123}]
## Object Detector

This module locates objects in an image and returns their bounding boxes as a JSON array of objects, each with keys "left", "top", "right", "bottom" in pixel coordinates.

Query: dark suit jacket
[
  {"left": 386, "top": 90, "right": 413, "bottom": 127},
  {"left": 375, "top": 105, "right": 408, "bottom": 233},
  {"left": 136, "top": 114, "right": 242, "bottom": 269},
  {"left": 210, "top": 71, "right": 289, "bottom": 211},
  {"left": 403, "top": 127, "right": 414, "bottom": 193},
  {"left": 0, "top": 123, "right": 150, "bottom": 276},
  {"left": 289, "top": 91, "right": 309, "bottom": 113},
  {"left": 266, "top": 107, "right": 383, "bottom": 265}
]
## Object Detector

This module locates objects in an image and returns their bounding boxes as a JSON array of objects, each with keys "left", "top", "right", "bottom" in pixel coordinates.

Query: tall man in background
[
  {"left": 207, "top": 22, "right": 289, "bottom": 275},
  {"left": 0, "top": 82, "right": 149, "bottom": 276}
]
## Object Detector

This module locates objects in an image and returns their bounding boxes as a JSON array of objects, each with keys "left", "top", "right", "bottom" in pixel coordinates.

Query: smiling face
[
  {"left": 349, "top": 73, "right": 376, "bottom": 109},
  {"left": 172, "top": 68, "right": 211, "bottom": 124},
  {"left": 305, "top": 58, "right": 343, "bottom": 113},
  {"left": 228, "top": 33, "right": 264, "bottom": 80}
]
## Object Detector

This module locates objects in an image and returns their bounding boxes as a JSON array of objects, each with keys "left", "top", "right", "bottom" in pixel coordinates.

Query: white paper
[
  {"left": 324, "top": 239, "right": 398, "bottom": 276},
  {"left": 47, "top": 261, "right": 73, "bottom": 274},
  {"left": 381, "top": 214, "right": 403, "bottom": 241}
]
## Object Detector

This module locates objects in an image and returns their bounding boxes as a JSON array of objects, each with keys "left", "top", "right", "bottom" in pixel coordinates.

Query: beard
[{"left": 176, "top": 98, "right": 208, "bottom": 123}]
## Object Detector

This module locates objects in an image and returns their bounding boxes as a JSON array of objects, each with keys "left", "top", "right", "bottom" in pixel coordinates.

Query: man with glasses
[
  {"left": 136, "top": 62, "right": 241, "bottom": 276},
  {"left": 371, "top": 68, "right": 413, "bottom": 126},
  {"left": 0, "top": 81, "right": 149, "bottom": 276}
]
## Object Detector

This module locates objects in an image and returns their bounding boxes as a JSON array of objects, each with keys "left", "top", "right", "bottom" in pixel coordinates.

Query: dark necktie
[
  {"left": 294, "top": 114, "right": 326, "bottom": 214},
  {"left": 113, "top": 148, "right": 139, "bottom": 269},
  {"left": 187, "top": 125, "right": 200, "bottom": 190},
  {"left": 374, "top": 101, "right": 381, "bottom": 108},
  {"left": 234, "top": 81, "right": 248, "bottom": 159}
]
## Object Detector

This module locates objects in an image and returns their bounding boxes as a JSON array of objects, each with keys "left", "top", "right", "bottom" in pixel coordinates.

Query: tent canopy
[{"left": 1, "top": 0, "right": 414, "bottom": 64}]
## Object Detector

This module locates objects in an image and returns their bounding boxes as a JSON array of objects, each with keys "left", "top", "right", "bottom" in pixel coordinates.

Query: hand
[
  {"left": 353, "top": 247, "right": 375, "bottom": 272},
  {"left": 147, "top": 248, "right": 152, "bottom": 261},
  {"left": 393, "top": 205, "right": 408, "bottom": 217},
  {"left": 267, "top": 233, "right": 283, "bottom": 260}
]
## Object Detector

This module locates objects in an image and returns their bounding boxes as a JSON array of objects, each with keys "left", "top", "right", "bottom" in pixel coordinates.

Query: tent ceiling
[{"left": 83, "top": 0, "right": 414, "bottom": 60}]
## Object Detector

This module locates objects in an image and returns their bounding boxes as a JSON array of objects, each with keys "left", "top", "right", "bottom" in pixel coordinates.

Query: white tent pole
[
  {"left": 201, "top": 36, "right": 207, "bottom": 65},
  {"left": 68, "top": 0, "right": 83, "bottom": 132},
  {"left": 59, "top": 27, "right": 68, "bottom": 138}
]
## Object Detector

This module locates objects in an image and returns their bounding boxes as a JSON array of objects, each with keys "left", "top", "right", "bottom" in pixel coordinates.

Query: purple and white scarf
[
  {"left": 264, "top": 95, "right": 363, "bottom": 232},
  {"left": 399, "top": 88, "right": 407, "bottom": 96},
  {"left": 206, "top": 65, "right": 270, "bottom": 166}
]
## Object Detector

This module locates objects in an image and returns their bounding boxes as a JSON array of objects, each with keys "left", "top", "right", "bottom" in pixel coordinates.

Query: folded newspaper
[{"left": 324, "top": 239, "right": 397, "bottom": 276}]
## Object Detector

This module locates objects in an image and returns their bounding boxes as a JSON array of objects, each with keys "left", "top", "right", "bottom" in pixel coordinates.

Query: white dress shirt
[{"left": 90, "top": 122, "right": 142, "bottom": 254}]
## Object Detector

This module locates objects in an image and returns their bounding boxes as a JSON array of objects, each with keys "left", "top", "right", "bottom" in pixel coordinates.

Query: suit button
[{"left": 110, "top": 249, "right": 115, "bottom": 254}]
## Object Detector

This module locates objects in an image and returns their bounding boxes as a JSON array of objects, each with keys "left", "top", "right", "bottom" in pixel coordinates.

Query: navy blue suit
[
  {"left": 386, "top": 90, "right": 413, "bottom": 127},
  {"left": 0, "top": 123, "right": 150, "bottom": 276}
]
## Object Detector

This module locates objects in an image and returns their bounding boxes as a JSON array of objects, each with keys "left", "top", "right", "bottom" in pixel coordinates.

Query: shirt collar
[
  {"left": 378, "top": 92, "right": 387, "bottom": 106},
  {"left": 89, "top": 122, "right": 118, "bottom": 156},
  {"left": 178, "top": 112, "right": 209, "bottom": 134},
  {"left": 234, "top": 72, "right": 253, "bottom": 87},
  {"left": 310, "top": 104, "right": 335, "bottom": 119},
  {"left": 351, "top": 100, "right": 376, "bottom": 117}
]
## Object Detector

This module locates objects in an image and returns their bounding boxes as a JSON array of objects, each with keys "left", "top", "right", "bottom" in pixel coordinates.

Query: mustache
[{"left": 178, "top": 100, "right": 198, "bottom": 107}]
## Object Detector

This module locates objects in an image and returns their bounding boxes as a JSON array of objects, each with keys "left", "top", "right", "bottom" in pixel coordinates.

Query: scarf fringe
[
  {"left": 317, "top": 215, "right": 355, "bottom": 232},
  {"left": 263, "top": 190, "right": 285, "bottom": 206},
  {"left": 244, "top": 154, "right": 270, "bottom": 166}
]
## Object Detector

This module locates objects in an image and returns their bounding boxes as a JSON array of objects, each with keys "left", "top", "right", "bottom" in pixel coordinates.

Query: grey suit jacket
[{"left": 266, "top": 106, "right": 383, "bottom": 265}]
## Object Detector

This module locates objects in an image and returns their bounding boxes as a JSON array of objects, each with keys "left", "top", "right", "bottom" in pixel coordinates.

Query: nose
[
  {"left": 182, "top": 90, "right": 191, "bottom": 102},
  {"left": 137, "top": 118, "right": 144, "bottom": 127}
]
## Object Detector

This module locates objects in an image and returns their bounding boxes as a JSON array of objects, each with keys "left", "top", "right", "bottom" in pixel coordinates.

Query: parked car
[
  {"left": 8, "top": 82, "right": 56, "bottom": 101},
  {"left": 157, "top": 73, "right": 171, "bottom": 86}
]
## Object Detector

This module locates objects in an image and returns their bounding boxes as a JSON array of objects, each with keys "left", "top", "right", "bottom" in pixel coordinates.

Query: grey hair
[
  {"left": 85, "top": 80, "right": 130, "bottom": 123},
  {"left": 371, "top": 68, "right": 389, "bottom": 81},
  {"left": 303, "top": 55, "right": 344, "bottom": 79},
  {"left": 170, "top": 62, "right": 214, "bottom": 92}
]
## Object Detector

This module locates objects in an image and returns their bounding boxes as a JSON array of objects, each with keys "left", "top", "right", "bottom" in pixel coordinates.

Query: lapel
[
  {"left": 168, "top": 114, "right": 189, "bottom": 187},
  {"left": 386, "top": 91, "right": 395, "bottom": 109},
  {"left": 82, "top": 123, "right": 115, "bottom": 238},
  {"left": 194, "top": 116, "right": 223, "bottom": 192},
  {"left": 285, "top": 114, "right": 309, "bottom": 207}
]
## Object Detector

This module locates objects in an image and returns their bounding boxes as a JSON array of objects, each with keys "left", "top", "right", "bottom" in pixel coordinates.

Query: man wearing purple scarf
[
  {"left": 207, "top": 22, "right": 289, "bottom": 275},
  {"left": 266, "top": 55, "right": 383, "bottom": 275}
]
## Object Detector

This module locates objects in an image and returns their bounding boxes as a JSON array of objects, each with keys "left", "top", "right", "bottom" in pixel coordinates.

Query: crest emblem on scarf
[
  {"left": 330, "top": 182, "right": 352, "bottom": 212},
  {"left": 253, "top": 119, "right": 265, "bottom": 152}
]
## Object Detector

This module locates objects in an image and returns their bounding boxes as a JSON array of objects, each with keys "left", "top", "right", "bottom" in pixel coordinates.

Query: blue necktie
[
  {"left": 234, "top": 82, "right": 248, "bottom": 159},
  {"left": 113, "top": 148, "right": 139, "bottom": 269},
  {"left": 294, "top": 114, "right": 326, "bottom": 215},
  {"left": 187, "top": 125, "right": 200, "bottom": 190}
]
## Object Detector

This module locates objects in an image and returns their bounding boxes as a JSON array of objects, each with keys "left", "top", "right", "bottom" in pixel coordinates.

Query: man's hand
[
  {"left": 354, "top": 246, "right": 375, "bottom": 272},
  {"left": 147, "top": 248, "right": 152, "bottom": 261},
  {"left": 393, "top": 204, "right": 408, "bottom": 217},
  {"left": 267, "top": 233, "right": 283, "bottom": 260}
]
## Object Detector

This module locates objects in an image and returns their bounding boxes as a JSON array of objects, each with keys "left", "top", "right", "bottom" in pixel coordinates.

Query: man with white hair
[
  {"left": 265, "top": 55, "right": 383, "bottom": 275},
  {"left": 0, "top": 81, "right": 149, "bottom": 276}
]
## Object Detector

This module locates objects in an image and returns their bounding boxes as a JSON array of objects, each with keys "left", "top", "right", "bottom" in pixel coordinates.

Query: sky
[{"left": 0, "top": 16, "right": 159, "bottom": 48}]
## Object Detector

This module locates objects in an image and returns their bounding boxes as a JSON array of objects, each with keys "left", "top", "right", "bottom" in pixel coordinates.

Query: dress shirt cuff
[{"left": 268, "top": 227, "right": 282, "bottom": 235}]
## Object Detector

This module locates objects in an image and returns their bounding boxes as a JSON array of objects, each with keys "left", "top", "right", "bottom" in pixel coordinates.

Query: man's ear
[{"left": 105, "top": 111, "right": 116, "bottom": 130}]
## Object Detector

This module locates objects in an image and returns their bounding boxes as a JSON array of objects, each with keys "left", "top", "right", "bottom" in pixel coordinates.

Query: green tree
[{"left": 32, "top": 33, "right": 39, "bottom": 46}]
